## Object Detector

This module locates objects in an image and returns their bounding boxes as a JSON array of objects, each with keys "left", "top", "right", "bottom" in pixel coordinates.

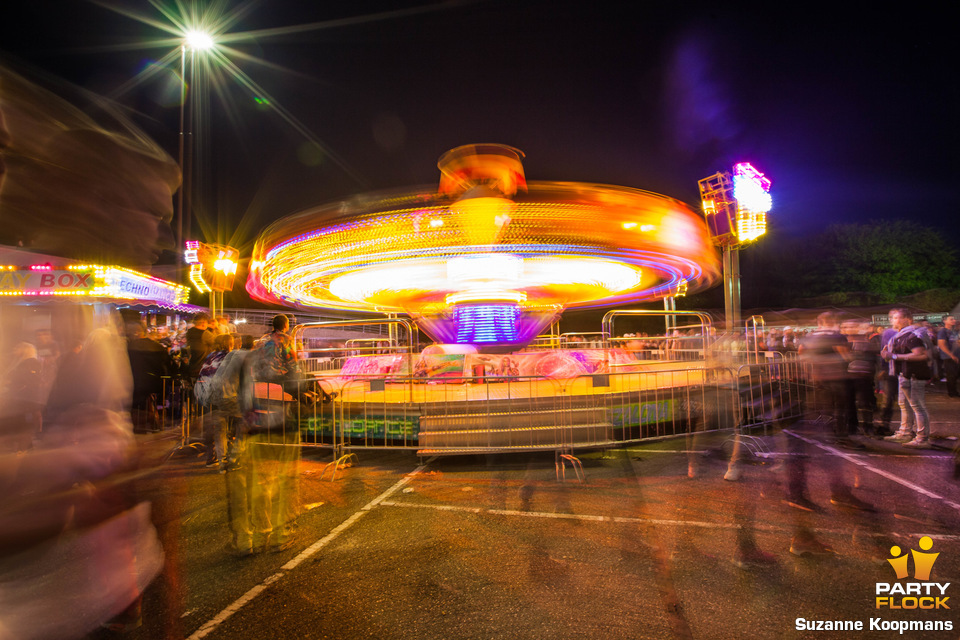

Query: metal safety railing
[
  {"left": 128, "top": 375, "right": 209, "bottom": 454},
  {"left": 601, "top": 309, "right": 715, "bottom": 356},
  {"left": 155, "top": 309, "right": 826, "bottom": 464},
  {"left": 263, "top": 361, "right": 763, "bottom": 457},
  {"left": 261, "top": 309, "right": 817, "bottom": 459},
  {"left": 733, "top": 352, "right": 809, "bottom": 434},
  {"left": 132, "top": 354, "right": 810, "bottom": 461}
]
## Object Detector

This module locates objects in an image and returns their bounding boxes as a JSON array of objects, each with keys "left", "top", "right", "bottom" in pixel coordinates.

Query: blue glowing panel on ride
[{"left": 454, "top": 303, "right": 520, "bottom": 344}]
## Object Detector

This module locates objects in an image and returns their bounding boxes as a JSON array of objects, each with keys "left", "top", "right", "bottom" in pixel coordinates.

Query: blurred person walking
[
  {"left": 876, "top": 321, "right": 899, "bottom": 437},
  {"left": 0, "top": 326, "right": 164, "bottom": 639},
  {"left": 920, "top": 321, "right": 938, "bottom": 382},
  {"left": 799, "top": 311, "right": 860, "bottom": 449},
  {"left": 800, "top": 312, "right": 874, "bottom": 509},
  {"left": 937, "top": 315, "right": 959, "bottom": 398},
  {"left": 44, "top": 339, "right": 83, "bottom": 424},
  {"left": 846, "top": 322, "right": 881, "bottom": 435},
  {"left": 33, "top": 329, "right": 61, "bottom": 411},
  {"left": 248, "top": 314, "right": 303, "bottom": 552},
  {"left": 211, "top": 334, "right": 258, "bottom": 555},
  {"left": 253, "top": 314, "right": 300, "bottom": 394},
  {"left": 195, "top": 333, "right": 235, "bottom": 468},
  {"left": 782, "top": 327, "right": 797, "bottom": 352},
  {"left": 221, "top": 314, "right": 238, "bottom": 335},
  {"left": 127, "top": 323, "right": 172, "bottom": 434},
  {"left": 184, "top": 313, "right": 216, "bottom": 447},
  {"left": 882, "top": 309, "right": 932, "bottom": 448},
  {"left": 0, "top": 342, "right": 44, "bottom": 452},
  {"left": 185, "top": 313, "right": 215, "bottom": 383}
]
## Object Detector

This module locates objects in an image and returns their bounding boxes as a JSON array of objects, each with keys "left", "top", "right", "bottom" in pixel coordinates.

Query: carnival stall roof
[{"left": 0, "top": 246, "right": 200, "bottom": 314}]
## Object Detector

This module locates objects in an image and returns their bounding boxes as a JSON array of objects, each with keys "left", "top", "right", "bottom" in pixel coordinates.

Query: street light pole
[
  {"left": 175, "top": 44, "right": 188, "bottom": 286},
  {"left": 174, "top": 31, "right": 213, "bottom": 288},
  {"left": 722, "top": 245, "right": 741, "bottom": 333}
]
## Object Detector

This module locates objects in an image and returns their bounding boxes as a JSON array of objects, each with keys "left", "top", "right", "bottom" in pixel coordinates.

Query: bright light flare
[
  {"left": 185, "top": 241, "right": 239, "bottom": 292},
  {"left": 733, "top": 163, "right": 772, "bottom": 214},
  {"left": 733, "top": 162, "right": 772, "bottom": 243},
  {"left": 214, "top": 258, "right": 237, "bottom": 275},
  {"left": 184, "top": 30, "right": 215, "bottom": 50}
]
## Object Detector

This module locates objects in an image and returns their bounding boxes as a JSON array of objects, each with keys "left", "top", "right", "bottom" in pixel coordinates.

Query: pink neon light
[
  {"left": 733, "top": 163, "right": 771, "bottom": 192},
  {"left": 29, "top": 264, "right": 53, "bottom": 271}
]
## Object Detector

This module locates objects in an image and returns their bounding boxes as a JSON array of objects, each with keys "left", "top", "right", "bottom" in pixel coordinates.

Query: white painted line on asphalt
[
  {"left": 631, "top": 448, "right": 953, "bottom": 460},
  {"left": 282, "top": 510, "right": 369, "bottom": 571},
  {"left": 490, "top": 508, "right": 607, "bottom": 521},
  {"left": 383, "top": 499, "right": 737, "bottom": 528},
  {"left": 864, "top": 453, "right": 954, "bottom": 459},
  {"left": 783, "top": 430, "right": 960, "bottom": 511},
  {"left": 380, "top": 500, "right": 960, "bottom": 540},
  {"left": 189, "top": 574, "right": 283, "bottom": 639},
  {"left": 380, "top": 499, "right": 960, "bottom": 542},
  {"left": 187, "top": 458, "right": 435, "bottom": 640},
  {"left": 627, "top": 450, "right": 706, "bottom": 454}
]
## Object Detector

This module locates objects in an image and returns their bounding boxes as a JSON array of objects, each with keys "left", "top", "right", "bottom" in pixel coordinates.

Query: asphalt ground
[{"left": 84, "top": 388, "right": 960, "bottom": 640}]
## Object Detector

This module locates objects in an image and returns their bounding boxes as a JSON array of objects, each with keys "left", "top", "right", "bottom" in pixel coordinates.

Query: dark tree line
[{"left": 683, "top": 220, "right": 959, "bottom": 310}]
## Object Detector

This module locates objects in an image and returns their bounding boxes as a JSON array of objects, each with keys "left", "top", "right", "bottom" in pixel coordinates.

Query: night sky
[{"left": 2, "top": 0, "right": 957, "bottom": 264}]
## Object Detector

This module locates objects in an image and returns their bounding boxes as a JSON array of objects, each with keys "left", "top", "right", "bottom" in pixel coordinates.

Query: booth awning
[{"left": 0, "top": 245, "right": 193, "bottom": 310}]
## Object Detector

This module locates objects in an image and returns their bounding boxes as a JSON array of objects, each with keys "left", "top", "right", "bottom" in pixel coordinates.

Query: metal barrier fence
[
  {"left": 129, "top": 375, "right": 211, "bottom": 455},
  {"left": 265, "top": 362, "right": 770, "bottom": 457},
  {"left": 152, "top": 337, "right": 811, "bottom": 461},
  {"left": 733, "top": 353, "right": 809, "bottom": 434}
]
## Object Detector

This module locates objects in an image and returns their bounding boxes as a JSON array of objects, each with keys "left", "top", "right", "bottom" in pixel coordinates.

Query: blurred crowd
[
  {"left": 721, "top": 309, "right": 959, "bottom": 568},
  {"left": 1, "top": 306, "right": 956, "bottom": 637},
  {"left": 0, "top": 311, "right": 310, "bottom": 639},
  {"left": 796, "top": 310, "right": 957, "bottom": 449}
]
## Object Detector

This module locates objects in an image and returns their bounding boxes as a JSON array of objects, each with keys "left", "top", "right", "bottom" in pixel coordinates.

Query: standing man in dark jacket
[
  {"left": 882, "top": 309, "right": 932, "bottom": 448},
  {"left": 937, "top": 315, "right": 959, "bottom": 398}
]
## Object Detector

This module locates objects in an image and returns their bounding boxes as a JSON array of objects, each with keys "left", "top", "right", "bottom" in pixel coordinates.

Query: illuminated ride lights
[
  {"left": 698, "top": 162, "right": 772, "bottom": 247},
  {"left": 247, "top": 144, "right": 720, "bottom": 347},
  {"left": 455, "top": 303, "right": 522, "bottom": 344},
  {"left": 0, "top": 263, "right": 190, "bottom": 307},
  {"left": 732, "top": 163, "right": 772, "bottom": 243},
  {"left": 184, "top": 241, "right": 240, "bottom": 293}
]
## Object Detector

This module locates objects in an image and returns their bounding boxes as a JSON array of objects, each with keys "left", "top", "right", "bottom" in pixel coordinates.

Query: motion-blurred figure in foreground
[
  {"left": 0, "top": 66, "right": 179, "bottom": 265},
  {"left": 0, "top": 342, "right": 43, "bottom": 452},
  {"left": 799, "top": 312, "right": 859, "bottom": 449},
  {"left": 213, "top": 334, "right": 257, "bottom": 556},
  {"left": 248, "top": 314, "right": 303, "bottom": 552},
  {"left": 127, "top": 323, "right": 172, "bottom": 434},
  {"left": 0, "top": 326, "right": 163, "bottom": 639},
  {"left": 196, "top": 333, "right": 235, "bottom": 468},
  {"left": 845, "top": 321, "right": 880, "bottom": 436}
]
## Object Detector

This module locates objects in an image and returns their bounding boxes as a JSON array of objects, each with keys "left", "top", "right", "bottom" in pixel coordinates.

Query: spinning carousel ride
[
  {"left": 246, "top": 145, "right": 724, "bottom": 453},
  {"left": 247, "top": 144, "right": 719, "bottom": 349}
]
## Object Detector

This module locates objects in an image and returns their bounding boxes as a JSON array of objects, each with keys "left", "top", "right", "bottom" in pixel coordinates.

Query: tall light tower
[
  {"left": 175, "top": 29, "right": 215, "bottom": 286},
  {"left": 698, "top": 163, "right": 772, "bottom": 332}
]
